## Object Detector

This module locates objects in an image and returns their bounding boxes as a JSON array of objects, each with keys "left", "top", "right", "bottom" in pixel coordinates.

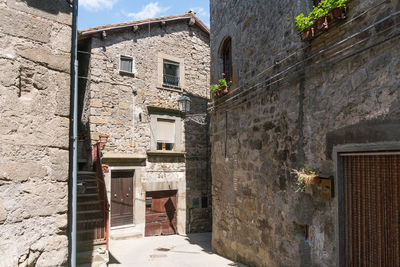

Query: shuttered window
[
  {"left": 156, "top": 119, "right": 175, "bottom": 151},
  {"left": 341, "top": 153, "right": 400, "bottom": 266},
  {"left": 120, "top": 56, "right": 133, "bottom": 73}
]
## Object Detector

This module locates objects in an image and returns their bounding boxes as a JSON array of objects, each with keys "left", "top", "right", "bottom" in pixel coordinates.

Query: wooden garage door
[
  {"left": 145, "top": 190, "right": 177, "bottom": 236},
  {"left": 342, "top": 153, "right": 400, "bottom": 267}
]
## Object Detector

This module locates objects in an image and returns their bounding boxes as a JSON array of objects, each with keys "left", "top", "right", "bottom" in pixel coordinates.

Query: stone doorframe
[
  {"left": 332, "top": 141, "right": 400, "bottom": 267},
  {"left": 103, "top": 164, "right": 186, "bottom": 236},
  {"left": 104, "top": 166, "right": 144, "bottom": 231}
]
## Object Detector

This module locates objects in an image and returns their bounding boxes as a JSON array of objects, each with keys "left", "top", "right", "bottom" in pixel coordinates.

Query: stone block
[
  {"left": 0, "top": 8, "right": 51, "bottom": 43},
  {"left": 90, "top": 98, "right": 103, "bottom": 108},
  {"left": 91, "top": 116, "right": 107, "bottom": 124},
  {"left": 0, "top": 162, "right": 47, "bottom": 182},
  {"left": 0, "top": 58, "right": 19, "bottom": 87},
  {"left": 0, "top": 200, "right": 7, "bottom": 223},
  {"left": 6, "top": 0, "right": 72, "bottom": 25},
  {"left": 18, "top": 47, "right": 70, "bottom": 73}
]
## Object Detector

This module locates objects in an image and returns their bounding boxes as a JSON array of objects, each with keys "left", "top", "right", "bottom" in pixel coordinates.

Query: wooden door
[
  {"left": 145, "top": 190, "right": 177, "bottom": 236},
  {"left": 111, "top": 171, "right": 134, "bottom": 227},
  {"left": 341, "top": 153, "right": 400, "bottom": 267}
]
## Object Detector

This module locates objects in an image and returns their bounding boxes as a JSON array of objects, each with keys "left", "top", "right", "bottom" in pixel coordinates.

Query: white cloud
[
  {"left": 79, "top": 0, "right": 117, "bottom": 11},
  {"left": 126, "top": 2, "right": 170, "bottom": 20}
]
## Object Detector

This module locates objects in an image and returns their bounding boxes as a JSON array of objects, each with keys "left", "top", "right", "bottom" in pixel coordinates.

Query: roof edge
[{"left": 78, "top": 13, "right": 209, "bottom": 40}]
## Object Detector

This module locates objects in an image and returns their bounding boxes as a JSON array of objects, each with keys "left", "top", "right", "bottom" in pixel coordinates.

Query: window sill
[
  {"left": 119, "top": 70, "right": 136, "bottom": 77},
  {"left": 157, "top": 85, "right": 182, "bottom": 93},
  {"left": 146, "top": 151, "right": 186, "bottom": 157}
]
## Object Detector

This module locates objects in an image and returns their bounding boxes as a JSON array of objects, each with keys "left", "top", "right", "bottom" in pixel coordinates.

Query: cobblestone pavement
[{"left": 109, "top": 232, "right": 247, "bottom": 267}]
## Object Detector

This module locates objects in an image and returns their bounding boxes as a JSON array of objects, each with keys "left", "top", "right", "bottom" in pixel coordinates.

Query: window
[
  {"left": 149, "top": 110, "right": 183, "bottom": 152},
  {"left": 156, "top": 118, "right": 175, "bottom": 151},
  {"left": 119, "top": 55, "right": 134, "bottom": 74},
  {"left": 221, "top": 37, "right": 232, "bottom": 83},
  {"left": 201, "top": 197, "right": 208, "bottom": 208},
  {"left": 192, "top": 198, "right": 199, "bottom": 208},
  {"left": 163, "top": 60, "right": 179, "bottom": 87}
]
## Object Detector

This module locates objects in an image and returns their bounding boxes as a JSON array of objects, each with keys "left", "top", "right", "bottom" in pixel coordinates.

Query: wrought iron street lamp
[{"left": 178, "top": 92, "right": 191, "bottom": 113}]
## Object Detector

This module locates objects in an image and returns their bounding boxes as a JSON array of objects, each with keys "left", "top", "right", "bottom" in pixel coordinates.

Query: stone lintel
[
  {"left": 102, "top": 152, "right": 147, "bottom": 164},
  {"left": 146, "top": 151, "right": 186, "bottom": 157}
]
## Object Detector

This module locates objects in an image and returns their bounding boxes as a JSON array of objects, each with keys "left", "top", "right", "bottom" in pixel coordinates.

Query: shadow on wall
[
  {"left": 19, "top": 0, "right": 72, "bottom": 14},
  {"left": 184, "top": 92, "right": 212, "bottom": 233}
]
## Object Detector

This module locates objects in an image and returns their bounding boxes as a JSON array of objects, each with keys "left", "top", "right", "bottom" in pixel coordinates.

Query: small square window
[
  {"left": 120, "top": 56, "right": 133, "bottom": 73},
  {"left": 163, "top": 61, "right": 179, "bottom": 87},
  {"left": 192, "top": 197, "right": 199, "bottom": 208}
]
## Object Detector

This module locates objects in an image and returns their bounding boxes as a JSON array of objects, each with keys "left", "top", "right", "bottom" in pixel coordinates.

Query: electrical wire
[
  {"left": 209, "top": 10, "right": 400, "bottom": 112},
  {"left": 211, "top": 28, "right": 400, "bottom": 113},
  {"left": 223, "top": 0, "right": 387, "bottom": 98}
]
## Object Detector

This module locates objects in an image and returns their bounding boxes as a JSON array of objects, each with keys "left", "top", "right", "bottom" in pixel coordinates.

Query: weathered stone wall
[
  {"left": 0, "top": 0, "right": 71, "bottom": 266},
  {"left": 210, "top": 0, "right": 400, "bottom": 266},
  {"left": 80, "top": 19, "right": 211, "bottom": 233}
]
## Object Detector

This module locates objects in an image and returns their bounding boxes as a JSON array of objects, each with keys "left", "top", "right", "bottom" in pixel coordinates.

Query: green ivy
[{"left": 294, "top": 0, "right": 349, "bottom": 31}]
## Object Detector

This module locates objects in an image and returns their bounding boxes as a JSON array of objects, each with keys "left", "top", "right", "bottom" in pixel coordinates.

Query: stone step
[
  {"left": 78, "top": 171, "right": 97, "bottom": 177},
  {"left": 110, "top": 231, "right": 142, "bottom": 240},
  {"left": 78, "top": 193, "right": 98, "bottom": 197},
  {"left": 77, "top": 240, "right": 106, "bottom": 252},
  {"left": 78, "top": 200, "right": 102, "bottom": 205},
  {"left": 78, "top": 218, "right": 104, "bottom": 223},
  {"left": 77, "top": 210, "right": 102, "bottom": 214},
  {"left": 76, "top": 243, "right": 108, "bottom": 266}
]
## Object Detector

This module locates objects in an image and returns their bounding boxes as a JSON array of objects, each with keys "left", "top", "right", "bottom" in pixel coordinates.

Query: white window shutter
[{"left": 156, "top": 119, "right": 175, "bottom": 143}]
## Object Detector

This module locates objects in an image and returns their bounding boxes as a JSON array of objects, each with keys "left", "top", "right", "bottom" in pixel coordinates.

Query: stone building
[
  {"left": 0, "top": 0, "right": 72, "bottom": 266},
  {"left": 210, "top": 0, "right": 400, "bottom": 266},
  {"left": 77, "top": 12, "right": 211, "bottom": 245}
]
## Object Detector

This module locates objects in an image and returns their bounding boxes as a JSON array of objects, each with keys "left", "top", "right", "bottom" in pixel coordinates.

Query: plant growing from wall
[{"left": 292, "top": 167, "right": 320, "bottom": 192}]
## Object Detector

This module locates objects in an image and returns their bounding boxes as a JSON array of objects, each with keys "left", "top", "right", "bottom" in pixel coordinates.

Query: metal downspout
[{"left": 69, "top": 0, "right": 78, "bottom": 266}]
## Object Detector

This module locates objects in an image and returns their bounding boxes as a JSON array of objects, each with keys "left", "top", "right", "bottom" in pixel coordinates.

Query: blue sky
[{"left": 78, "top": 0, "right": 210, "bottom": 30}]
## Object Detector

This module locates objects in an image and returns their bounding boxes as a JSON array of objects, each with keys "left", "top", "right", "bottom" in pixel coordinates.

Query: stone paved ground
[{"left": 109, "top": 233, "right": 247, "bottom": 267}]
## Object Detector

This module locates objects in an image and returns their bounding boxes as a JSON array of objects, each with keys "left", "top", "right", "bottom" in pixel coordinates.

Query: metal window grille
[{"left": 163, "top": 62, "right": 179, "bottom": 87}]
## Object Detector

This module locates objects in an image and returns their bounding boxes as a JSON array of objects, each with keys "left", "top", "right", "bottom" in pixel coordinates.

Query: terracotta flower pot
[
  {"left": 220, "top": 85, "right": 228, "bottom": 95},
  {"left": 330, "top": 6, "right": 346, "bottom": 20},
  {"left": 302, "top": 26, "right": 315, "bottom": 41},
  {"left": 99, "top": 134, "right": 109, "bottom": 143},
  {"left": 308, "top": 176, "right": 321, "bottom": 185},
  {"left": 316, "top": 16, "right": 329, "bottom": 31}
]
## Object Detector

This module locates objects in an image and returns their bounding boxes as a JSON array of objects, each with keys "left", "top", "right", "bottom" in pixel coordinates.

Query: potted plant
[
  {"left": 292, "top": 167, "right": 321, "bottom": 192},
  {"left": 295, "top": 13, "right": 315, "bottom": 40},
  {"left": 310, "top": 4, "right": 329, "bottom": 31},
  {"left": 218, "top": 75, "right": 228, "bottom": 95},
  {"left": 329, "top": 0, "right": 348, "bottom": 19},
  {"left": 210, "top": 84, "right": 218, "bottom": 97},
  {"left": 210, "top": 73, "right": 232, "bottom": 97},
  {"left": 294, "top": 0, "right": 349, "bottom": 40}
]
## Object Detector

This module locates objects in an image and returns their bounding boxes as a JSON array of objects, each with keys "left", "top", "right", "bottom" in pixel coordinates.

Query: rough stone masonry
[
  {"left": 210, "top": 0, "right": 400, "bottom": 266},
  {"left": 78, "top": 15, "right": 211, "bottom": 235},
  {"left": 0, "top": 0, "right": 72, "bottom": 266}
]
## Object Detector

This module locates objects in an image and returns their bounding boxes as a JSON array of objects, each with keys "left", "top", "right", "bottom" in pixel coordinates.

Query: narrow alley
[{"left": 108, "top": 233, "right": 246, "bottom": 267}]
